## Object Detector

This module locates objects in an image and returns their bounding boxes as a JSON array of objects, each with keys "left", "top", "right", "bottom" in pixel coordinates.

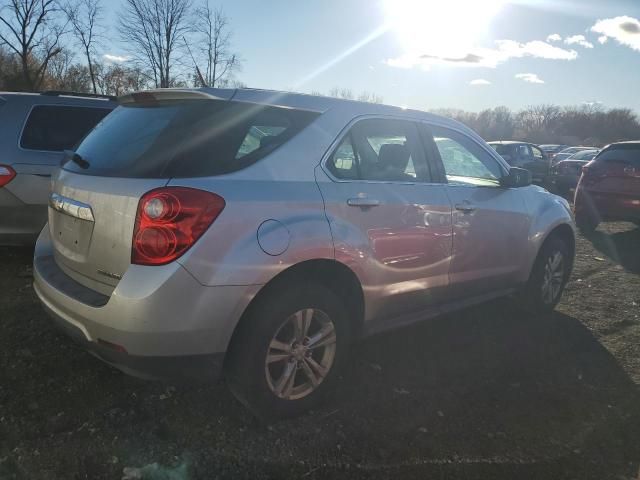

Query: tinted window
[
  {"left": 597, "top": 145, "right": 640, "bottom": 166},
  {"left": 327, "top": 118, "right": 431, "bottom": 182},
  {"left": 431, "top": 127, "right": 504, "bottom": 185},
  {"left": 66, "top": 100, "right": 319, "bottom": 178},
  {"left": 20, "top": 105, "right": 111, "bottom": 151}
]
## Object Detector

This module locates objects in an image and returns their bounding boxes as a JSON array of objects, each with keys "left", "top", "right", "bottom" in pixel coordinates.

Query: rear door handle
[
  {"left": 347, "top": 197, "right": 380, "bottom": 207},
  {"left": 455, "top": 202, "right": 476, "bottom": 213}
]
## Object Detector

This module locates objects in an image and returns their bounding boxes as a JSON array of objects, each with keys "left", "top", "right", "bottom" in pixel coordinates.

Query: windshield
[{"left": 66, "top": 100, "right": 318, "bottom": 178}]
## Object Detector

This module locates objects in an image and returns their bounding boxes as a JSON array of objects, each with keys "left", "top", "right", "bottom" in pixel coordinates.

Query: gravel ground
[{"left": 1, "top": 222, "right": 639, "bottom": 480}]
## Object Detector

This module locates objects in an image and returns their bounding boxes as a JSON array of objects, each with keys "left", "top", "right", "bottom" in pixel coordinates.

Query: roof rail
[{"left": 40, "top": 90, "right": 116, "bottom": 101}]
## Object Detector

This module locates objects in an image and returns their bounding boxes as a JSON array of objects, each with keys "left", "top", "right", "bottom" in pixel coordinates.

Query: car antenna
[{"left": 183, "top": 36, "right": 207, "bottom": 87}]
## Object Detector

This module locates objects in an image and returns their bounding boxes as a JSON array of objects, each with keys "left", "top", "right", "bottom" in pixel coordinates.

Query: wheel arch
[
  {"left": 224, "top": 259, "right": 365, "bottom": 368},
  {"left": 531, "top": 222, "right": 576, "bottom": 279}
]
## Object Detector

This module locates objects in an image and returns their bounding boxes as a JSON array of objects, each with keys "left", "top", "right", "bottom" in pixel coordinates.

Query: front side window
[
  {"left": 327, "top": 118, "right": 430, "bottom": 182},
  {"left": 20, "top": 105, "right": 111, "bottom": 151},
  {"left": 532, "top": 145, "right": 545, "bottom": 161},
  {"left": 430, "top": 126, "right": 504, "bottom": 186}
]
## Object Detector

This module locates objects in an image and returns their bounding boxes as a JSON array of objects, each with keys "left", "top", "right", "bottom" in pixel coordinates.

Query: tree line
[
  {"left": 432, "top": 104, "right": 640, "bottom": 147},
  {"left": 0, "top": 0, "right": 242, "bottom": 95}
]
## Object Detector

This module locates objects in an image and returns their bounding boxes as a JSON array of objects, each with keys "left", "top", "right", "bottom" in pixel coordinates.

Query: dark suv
[
  {"left": 574, "top": 141, "right": 640, "bottom": 232},
  {"left": 488, "top": 141, "right": 550, "bottom": 184},
  {"left": 0, "top": 91, "right": 116, "bottom": 245}
]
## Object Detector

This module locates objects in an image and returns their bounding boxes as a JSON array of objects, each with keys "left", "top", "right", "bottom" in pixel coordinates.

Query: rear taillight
[
  {"left": 132, "top": 187, "right": 225, "bottom": 266},
  {"left": 0, "top": 165, "right": 16, "bottom": 187}
]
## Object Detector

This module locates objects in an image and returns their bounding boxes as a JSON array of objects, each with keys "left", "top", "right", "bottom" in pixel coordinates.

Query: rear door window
[
  {"left": 66, "top": 100, "right": 319, "bottom": 178},
  {"left": 327, "top": 118, "right": 432, "bottom": 182},
  {"left": 20, "top": 105, "right": 111, "bottom": 152}
]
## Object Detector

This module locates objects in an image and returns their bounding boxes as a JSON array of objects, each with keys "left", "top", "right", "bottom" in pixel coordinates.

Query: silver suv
[
  {"left": 33, "top": 88, "right": 575, "bottom": 418},
  {"left": 0, "top": 91, "right": 115, "bottom": 245}
]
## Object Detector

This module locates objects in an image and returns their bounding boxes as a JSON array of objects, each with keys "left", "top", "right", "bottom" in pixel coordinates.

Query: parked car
[
  {"left": 547, "top": 149, "right": 599, "bottom": 196},
  {"left": 0, "top": 91, "right": 116, "bottom": 245},
  {"left": 487, "top": 141, "right": 550, "bottom": 184},
  {"left": 33, "top": 88, "right": 575, "bottom": 418},
  {"left": 553, "top": 146, "right": 597, "bottom": 164},
  {"left": 574, "top": 141, "right": 640, "bottom": 232},
  {"left": 539, "top": 144, "right": 569, "bottom": 162}
]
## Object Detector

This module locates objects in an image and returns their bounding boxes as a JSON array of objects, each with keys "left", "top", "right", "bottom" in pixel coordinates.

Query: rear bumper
[
  {"left": 45, "top": 305, "right": 225, "bottom": 381},
  {"left": 33, "top": 226, "right": 261, "bottom": 380},
  {"left": 0, "top": 188, "right": 47, "bottom": 245},
  {"left": 575, "top": 188, "right": 640, "bottom": 221}
]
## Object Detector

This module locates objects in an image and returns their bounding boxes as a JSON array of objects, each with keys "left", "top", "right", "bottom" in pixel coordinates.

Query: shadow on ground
[
  {"left": 2, "top": 246, "right": 640, "bottom": 480},
  {"left": 585, "top": 224, "right": 640, "bottom": 273}
]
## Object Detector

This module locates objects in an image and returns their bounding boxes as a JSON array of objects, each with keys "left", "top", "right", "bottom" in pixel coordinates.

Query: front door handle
[
  {"left": 347, "top": 197, "right": 380, "bottom": 207},
  {"left": 455, "top": 202, "right": 476, "bottom": 213}
]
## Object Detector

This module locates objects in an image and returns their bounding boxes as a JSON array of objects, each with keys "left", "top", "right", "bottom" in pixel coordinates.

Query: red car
[{"left": 574, "top": 141, "right": 640, "bottom": 232}]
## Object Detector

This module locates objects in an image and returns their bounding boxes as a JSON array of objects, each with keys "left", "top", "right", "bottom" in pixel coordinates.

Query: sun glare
[{"left": 383, "top": 0, "right": 506, "bottom": 59}]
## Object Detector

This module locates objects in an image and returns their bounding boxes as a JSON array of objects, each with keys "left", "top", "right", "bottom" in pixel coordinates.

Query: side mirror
[{"left": 500, "top": 167, "right": 532, "bottom": 188}]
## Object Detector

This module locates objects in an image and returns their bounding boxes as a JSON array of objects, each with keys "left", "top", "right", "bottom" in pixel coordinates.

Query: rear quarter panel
[{"left": 172, "top": 114, "right": 341, "bottom": 287}]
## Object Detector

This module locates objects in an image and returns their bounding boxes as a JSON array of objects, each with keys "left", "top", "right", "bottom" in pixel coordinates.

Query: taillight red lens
[
  {"left": 0, "top": 165, "right": 16, "bottom": 187},
  {"left": 132, "top": 187, "right": 225, "bottom": 266}
]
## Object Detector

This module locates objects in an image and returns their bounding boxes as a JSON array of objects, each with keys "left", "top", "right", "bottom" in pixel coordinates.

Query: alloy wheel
[
  {"left": 541, "top": 251, "right": 564, "bottom": 305},
  {"left": 265, "top": 308, "right": 337, "bottom": 400}
]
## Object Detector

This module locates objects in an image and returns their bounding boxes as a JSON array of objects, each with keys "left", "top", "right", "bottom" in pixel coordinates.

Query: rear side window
[
  {"left": 66, "top": 100, "right": 319, "bottom": 178},
  {"left": 20, "top": 105, "right": 111, "bottom": 152},
  {"left": 597, "top": 145, "right": 640, "bottom": 166}
]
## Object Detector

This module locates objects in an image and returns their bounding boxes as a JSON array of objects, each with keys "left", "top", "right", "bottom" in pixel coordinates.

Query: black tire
[
  {"left": 522, "top": 236, "right": 571, "bottom": 314},
  {"left": 225, "top": 283, "right": 350, "bottom": 420},
  {"left": 575, "top": 209, "right": 599, "bottom": 234}
]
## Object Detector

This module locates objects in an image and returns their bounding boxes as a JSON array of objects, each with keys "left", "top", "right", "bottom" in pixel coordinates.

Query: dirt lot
[{"left": 1, "top": 223, "right": 639, "bottom": 480}]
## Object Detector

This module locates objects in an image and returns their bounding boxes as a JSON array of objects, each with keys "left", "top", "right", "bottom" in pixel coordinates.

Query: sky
[{"left": 101, "top": 0, "right": 640, "bottom": 112}]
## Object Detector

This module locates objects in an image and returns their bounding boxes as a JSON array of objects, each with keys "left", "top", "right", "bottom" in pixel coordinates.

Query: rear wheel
[
  {"left": 522, "top": 237, "right": 571, "bottom": 314},
  {"left": 225, "top": 283, "right": 350, "bottom": 420}
]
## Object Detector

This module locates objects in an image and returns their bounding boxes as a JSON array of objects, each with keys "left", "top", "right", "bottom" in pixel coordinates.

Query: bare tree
[
  {"left": 61, "top": 0, "right": 102, "bottom": 93},
  {"left": 194, "top": 2, "right": 240, "bottom": 87},
  {"left": 118, "top": 0, "right": 192, "bottom": 88},
  {"left": 0, "top": 0, "right": 66, "bottom": 91}
]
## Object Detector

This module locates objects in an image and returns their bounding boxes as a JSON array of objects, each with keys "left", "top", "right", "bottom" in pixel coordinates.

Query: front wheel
[
  {"left": 225, "top": 283, "right": 350, "bottom": 420},
  {"left": 522, "top": 237, "right": 571, "bottom": 313}
]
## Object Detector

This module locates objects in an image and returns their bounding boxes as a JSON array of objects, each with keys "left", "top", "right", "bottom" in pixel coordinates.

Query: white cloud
[
  {"left": 515, "top": 73, "right": 545, "bottom": 84},
  {"left": 385, "top": 39, "right": 578, "bottom": 70},
  {"left": 598, "top": 35, "right": 608, "bottom": 44},
  {"left": 469, "top": 79, "right": 491, "bottom": 85},
  {"left": 591, "top": 16, "right": 640, "bottom": 51},
  {"left": 547, "top": 33, "right": 562, "bottom": 42},
  {"left": 565, "top": 35, "right": 594, "bottom": 49},
  {"left": 103, "top": 54, "right": 130, "bottom": 63}
]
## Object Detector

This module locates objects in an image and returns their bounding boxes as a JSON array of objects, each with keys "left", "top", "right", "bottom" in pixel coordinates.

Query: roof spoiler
[
  {"left": 118, "top": 88, "right": 236, "bottom": 105},
  {"left": 41, "top": 90, "right": 116, "bottom": 101}
]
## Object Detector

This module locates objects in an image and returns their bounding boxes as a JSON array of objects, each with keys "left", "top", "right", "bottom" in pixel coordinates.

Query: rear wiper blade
[{"left": 62, "top": 150, "right": 90, "bottom": 169}]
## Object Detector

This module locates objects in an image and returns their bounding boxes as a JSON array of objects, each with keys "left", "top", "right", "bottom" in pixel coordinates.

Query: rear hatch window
[
  {"left": 65, "top": 100, "right": 319, "bottom": 178},
  {"left": 597, "top": 145, "right": 640, "bottom": 167}
]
